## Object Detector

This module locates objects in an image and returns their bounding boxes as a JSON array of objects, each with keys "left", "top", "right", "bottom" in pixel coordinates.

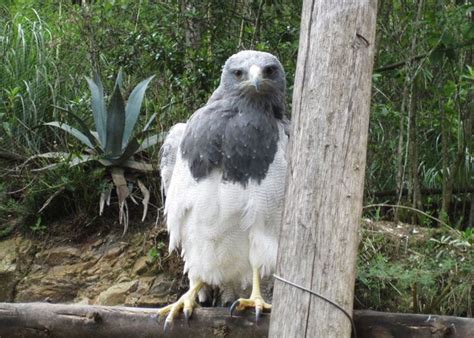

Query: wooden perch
[{"left": 1, "top": 303, "right": 473, "bottom": 338}]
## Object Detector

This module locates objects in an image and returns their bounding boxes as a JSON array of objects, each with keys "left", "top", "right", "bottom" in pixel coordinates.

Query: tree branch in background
[
  {"left": 0, "top": 150, "right": 26, "bottom": 162},
  {"left": 375, "top": 40, "right": 474, "bottom": 73},
  {"left": 369, "top": 186, "right": 474, "bottom": 198}
]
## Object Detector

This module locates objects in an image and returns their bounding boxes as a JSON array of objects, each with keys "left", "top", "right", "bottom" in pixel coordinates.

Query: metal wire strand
[{"left": 273, "top": 274, "right": 357, "bottom": 338}]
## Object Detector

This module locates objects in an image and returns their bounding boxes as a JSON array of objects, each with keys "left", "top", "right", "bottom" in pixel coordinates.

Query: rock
[
  {"left": 124, "top": 277, "right": 155, "bottom": 306},
  {"left": 104, "top": 245, "right": 126, "bottom": 259},
  {"left": 0, "top": 231, "right": 182, "bottom": 307},
  {"left": 15, "top": 262, "right": 83, "bottom": 302},
  {"left": 95, "top": 280, "right": 139, "bottom": 306},
  {"left": 0, "top": 237, "right": 33, "bottom": 301},
  {"left": 132, "top": 256, "right": 149, "bottom": 275},
  {"left": 39, "top": 246, "right": 81, "bottom": 266}
]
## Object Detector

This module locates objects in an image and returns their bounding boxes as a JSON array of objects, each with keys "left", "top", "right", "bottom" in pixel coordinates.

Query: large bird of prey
[{"left": 158, "top": 50, "right": 288, "bottom": 328}]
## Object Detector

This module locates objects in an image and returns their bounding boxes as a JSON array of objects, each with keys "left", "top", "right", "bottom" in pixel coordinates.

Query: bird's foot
[
  {"left": 157, "top": 282, "right": 202, "bottom": 332},
  {"left": 230, "top": 296, "right": 271, "bottom": 322}
]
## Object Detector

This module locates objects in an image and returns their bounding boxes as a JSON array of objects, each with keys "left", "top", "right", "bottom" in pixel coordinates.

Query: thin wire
[{"left": 273, "top": 274, "right": 357, "bottom": 338}]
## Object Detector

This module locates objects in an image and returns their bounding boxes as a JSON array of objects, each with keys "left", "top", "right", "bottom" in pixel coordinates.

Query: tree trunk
[
  {"left": 469, "top": 193, "right": 474, "bottom": 228},
  {"left": 395, "top": 0, "right": 424, "bottom": 222},
  {"left": 1, "top": 303, "right": 473, "bottom": 338},
  {"left": 440, "top": 97, "right": 450, "bottom": 221},
  {"left": 183, "top": 1, "right": 203, "bottom": 50},
  {"left": 269, "top": 1, "right": 377, "bottom": 337},
  {"left": 407, "top": 81, "right": 423, "bottom": 222}
]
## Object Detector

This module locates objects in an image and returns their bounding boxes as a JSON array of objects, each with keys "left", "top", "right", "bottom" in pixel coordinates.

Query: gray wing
[
  {"left": 281, "top": 116, "right": 291, "bottom": 137},
  {"left": 159, "top": 123, "right": 187, "bottom": 199}
]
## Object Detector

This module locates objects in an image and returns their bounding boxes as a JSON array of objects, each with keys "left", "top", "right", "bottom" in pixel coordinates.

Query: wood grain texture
[
  {"left": 0, "top": 302, "right": 267, "bottom": 338},
  {"left": 1, "top": 303, "right": 472, "bottom": 338},
  {"left": 269, "top": 0, "right": 378, "bottom": 337}
]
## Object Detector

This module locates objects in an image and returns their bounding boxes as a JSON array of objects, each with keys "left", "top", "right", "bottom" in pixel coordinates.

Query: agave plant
[{"left": 34, "top": 70, "right": 162, "bottom": 233}]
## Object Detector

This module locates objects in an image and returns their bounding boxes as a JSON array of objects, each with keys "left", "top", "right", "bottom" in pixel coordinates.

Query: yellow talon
[
  {"left": 157, "top": 280, "right": 203, "bottom": 331},
  {"left": 230, "top": 268, "right": 271, "bottom": 321}
]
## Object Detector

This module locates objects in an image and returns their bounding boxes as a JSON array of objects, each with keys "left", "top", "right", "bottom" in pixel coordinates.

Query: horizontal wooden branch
[
  {"left": 368, "top": 187, "right": 474, "bottom": 198},
  {"left": 1, "top": 303, "right": 473, "bottom": 338}
]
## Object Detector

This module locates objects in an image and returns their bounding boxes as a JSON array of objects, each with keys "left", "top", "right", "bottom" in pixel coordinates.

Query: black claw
[
  {"left": 183, "top": 309, "right": 191, "bottom": 326},
  {"left": 255, "top": 307, "right": 262, "bottom": 324},
  {"left": 229, "top": 300, "right": 240, "bottom": 317},
  {"left": 163, "top": 320, "right": 172, "bottom": 334}
]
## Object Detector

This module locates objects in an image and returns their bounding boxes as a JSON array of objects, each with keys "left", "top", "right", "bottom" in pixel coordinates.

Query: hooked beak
[{"left": 248, "top": 65, "right": 263, "bottom": 92}]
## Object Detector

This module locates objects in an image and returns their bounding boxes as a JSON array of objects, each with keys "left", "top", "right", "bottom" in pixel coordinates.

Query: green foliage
[
  {"left": 366, "top": 1, "right": 473, "bottom": 227},
  {"left": 42, "top": 71, "right": 158, "bottom": 169},
  {"left": 357, "top": 222, "right": 473, "bottom": 316},
  {"left": 147, "top": 241, "right": 166, "bottom": 264},
  {"left": 29, "top": 217, "right": 46, "bottom": 234},
  {"left": 32, "top": 71, "right": 159, "bottom": 232}
]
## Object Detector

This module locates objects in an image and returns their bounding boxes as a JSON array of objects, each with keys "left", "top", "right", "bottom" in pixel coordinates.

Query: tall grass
[{"left": 1, "top": 9, "right": 70, "bottom": 154}]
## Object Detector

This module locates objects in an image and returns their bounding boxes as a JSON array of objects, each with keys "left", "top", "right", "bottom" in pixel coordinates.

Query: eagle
[{"left": 158, "top": 50, "right": 288, "bottom": 329}]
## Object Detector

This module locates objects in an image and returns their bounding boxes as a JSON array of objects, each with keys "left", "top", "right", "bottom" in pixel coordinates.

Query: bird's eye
[
  {"left": 233, "top": 69, "right": 243, "bottom": 80},
  {"left": 264, "top": 65, "right": 277, "bottom": 77}
]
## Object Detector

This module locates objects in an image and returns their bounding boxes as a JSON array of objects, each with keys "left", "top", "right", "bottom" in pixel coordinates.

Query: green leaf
[
  {"left": 44, "top": 122, "right": 94, "bottom": 148},
  {"left": 105, "top": 84, "right": 126, "bottom": 158},
  {"left": 108, "top": 138, "right": 140, "bottom": 165},
  {"left": 123, "top": 75, "right": 155, "bottom": 147},
  {"left": 115, "top": 68, "right": 124, "bottom": 89},
  {"left": 61, "top": 109, "right": 100, "bottom": 150},
  {"left": 143, "top": 112, "right": 157, "bottom": 131},
  {"left": 136, "top": 133, "right": 165, "bottom": 153},
  {"left": 86, "top": 76, "right": 107, "bottom": 147}
]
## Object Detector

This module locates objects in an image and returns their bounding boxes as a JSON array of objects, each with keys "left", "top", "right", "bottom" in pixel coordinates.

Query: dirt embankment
[{"left": 0, "top": 224, "right": 185, "bottom": 307}]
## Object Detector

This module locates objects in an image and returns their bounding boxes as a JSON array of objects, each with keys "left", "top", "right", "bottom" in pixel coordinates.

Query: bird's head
[{"left": 220, "top": 50, "right": 286, "bottom": 104}]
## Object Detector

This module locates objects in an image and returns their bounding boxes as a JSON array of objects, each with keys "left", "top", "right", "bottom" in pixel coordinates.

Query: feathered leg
[
  {"left": 229, "top": 267, "right": 271, "bottom": 322},
  {"left": 158, "top": 279, "right": 203, "bottom": 331}
]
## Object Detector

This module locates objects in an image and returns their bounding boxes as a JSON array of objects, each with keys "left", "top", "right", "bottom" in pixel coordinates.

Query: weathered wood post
[{"left": 269, "top": 1, "right": 378, "bottom": 337}]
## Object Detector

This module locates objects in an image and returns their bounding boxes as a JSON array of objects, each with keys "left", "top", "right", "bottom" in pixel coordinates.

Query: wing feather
[{"left": 159, "top": 123, "right": 187, "bottom": 199}]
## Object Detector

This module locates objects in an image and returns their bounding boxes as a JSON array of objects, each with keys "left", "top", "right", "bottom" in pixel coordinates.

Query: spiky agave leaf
[
  {"left": 115, "top": 67, "right": 124, "bottom": 89},
  {"left": 109, "top": 138, "right": 141, "bottom": 166},
  {"left": 142, "top": 112, "right": 157, "bottom": 132},
  {"left": 122, "top": 75, "right": 155, "bottom": 148},
  {"left": 86, "top": 74, "right": 107, "bottom": 147},
  {"left": 136, "top": 133, "right": 165, "bottom": 153},
  {"left": 30, "top": 153, "right": 97, "bottom": 171},
  {"left": 105, "top": 83, "right": 126, "bottom": 159},
  {"left": 44, "top": 122, "right": 94, "bottom": 148},
  {"left": 62, "top": 109, "right": 100, "bottom": 149}
]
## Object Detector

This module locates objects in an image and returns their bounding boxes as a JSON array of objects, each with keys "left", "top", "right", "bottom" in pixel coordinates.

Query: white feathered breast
[{"left": 161, "top": 122, "right": 288, "bottom": 288}]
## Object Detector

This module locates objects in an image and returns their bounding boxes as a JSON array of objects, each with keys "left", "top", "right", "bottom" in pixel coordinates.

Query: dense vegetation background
[{"left": 0, "top": 0, "right": 472, "bottom": 316}]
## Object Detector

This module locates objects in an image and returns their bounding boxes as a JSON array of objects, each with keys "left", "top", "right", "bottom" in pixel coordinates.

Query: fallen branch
[{"left": 0, "top": 303, "right": 473, "bottom": 338}]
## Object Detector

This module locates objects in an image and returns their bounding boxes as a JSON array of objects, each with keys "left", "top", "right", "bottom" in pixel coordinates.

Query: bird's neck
[{"left": 232, "top": 94, "right": 285, "bottom": 120}]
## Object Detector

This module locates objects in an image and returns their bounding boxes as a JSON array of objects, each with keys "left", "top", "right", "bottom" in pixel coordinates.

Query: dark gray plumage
[{"left": 180, "top": 50, "right": 286, "bottom": 186}]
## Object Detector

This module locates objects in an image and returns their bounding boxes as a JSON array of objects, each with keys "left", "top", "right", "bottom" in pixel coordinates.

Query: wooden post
[{"left": 269, "top": 1, "right": 377, "bottom": 337}]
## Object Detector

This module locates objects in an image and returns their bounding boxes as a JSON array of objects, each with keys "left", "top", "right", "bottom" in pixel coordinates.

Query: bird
[{"left": 158, "top": 50, "right": 289, "bottom": 329}]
